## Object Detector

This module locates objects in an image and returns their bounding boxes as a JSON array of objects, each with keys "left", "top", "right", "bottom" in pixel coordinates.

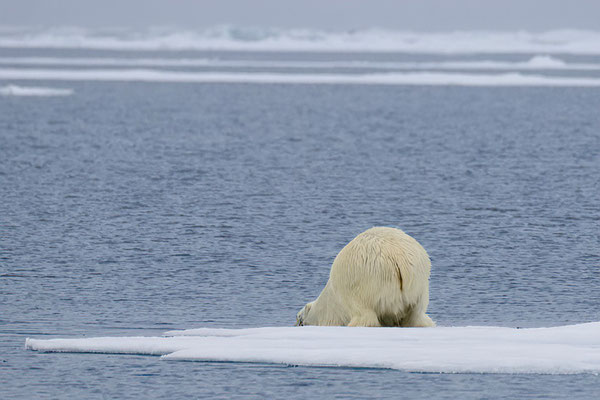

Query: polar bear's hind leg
[
  {"left": 347, "top": 309, "right": 381, "bottom": 327},
  {"left": 401, "top": 307, "right": 435, "bottom": 327}
]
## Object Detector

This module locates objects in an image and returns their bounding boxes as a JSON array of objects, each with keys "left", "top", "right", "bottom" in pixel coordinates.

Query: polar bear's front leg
[{"left": 347, "top": 310, "right": 381, "bottom": 327}]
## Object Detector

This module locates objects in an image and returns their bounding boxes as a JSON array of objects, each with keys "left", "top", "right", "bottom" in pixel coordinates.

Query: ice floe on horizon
[
  {"left": 26, "top": 322, "right": 600, "bottom": 374},
  {"left": 1, "top": 26, "right": 600, "bottom": 54},
  {"left": 1, "top": 55, "right": 600, "bottom": 71},
  {"left": 0, "top": 84, "right": 73, "bottom": 96},
  {"left": 2, "top": 68, "right": 600, "bottom": 87}
]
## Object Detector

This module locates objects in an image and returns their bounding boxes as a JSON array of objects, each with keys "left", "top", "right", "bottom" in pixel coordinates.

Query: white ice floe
[
  {"left": 26, "top": 322, "right": 600, "bottom": 374},
  {"left": 2, "top": 69, "right": 600, "bottom": 87},
  {"left": 0, "top": 84, "right": 73, "bottom": 96},
  {"left": 0, "top": 55, "right": 598, "bottom": 71}
]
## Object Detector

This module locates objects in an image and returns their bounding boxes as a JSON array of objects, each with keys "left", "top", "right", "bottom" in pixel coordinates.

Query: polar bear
[{"left": 296, "top": 227, "right": 435, "bottom": 327}]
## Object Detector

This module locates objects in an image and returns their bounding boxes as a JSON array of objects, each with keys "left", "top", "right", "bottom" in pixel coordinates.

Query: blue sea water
[{"left": 1, "top": 47, "right": 600, "bottom": 398}]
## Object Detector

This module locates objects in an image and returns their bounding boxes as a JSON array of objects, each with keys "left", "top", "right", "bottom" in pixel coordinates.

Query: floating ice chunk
[
  {"left": 2, "top": 69, "right": 600, "bottom": 87},
  {"left": 0, "top": 84, "right": 73, "bottom": 96},
  {"left": 525, "top": 55, "right": 567, "bottom": 68},
  {"left": 26, "top": 336, "right": 200, "bottom": 356},
  {"left": 26, "top": 322, "right": 600, "bottom": 374}
]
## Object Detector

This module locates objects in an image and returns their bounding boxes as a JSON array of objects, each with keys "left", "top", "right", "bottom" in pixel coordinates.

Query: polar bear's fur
[{"left": 296, "top": 227, "right": 435, "bottom": 327}]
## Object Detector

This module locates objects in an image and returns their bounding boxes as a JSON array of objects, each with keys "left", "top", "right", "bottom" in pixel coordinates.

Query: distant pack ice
[
  {"left": 2, "top": 69, "right": 600, "bottom": 87},
  {"left": 26, "top": 322, "right": 600, "bottom": 374},
  {"left": 1, "top": 27, "right": 600, "bottom": 54}
]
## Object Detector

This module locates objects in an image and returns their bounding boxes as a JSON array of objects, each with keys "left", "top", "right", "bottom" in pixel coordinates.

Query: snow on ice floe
[
  {"left": 26, "top": 322, "right": 600, "bottom": 374},
  {"left": 2, "top": 27, "right": 600, "bottom": 54},
  {"left": 0, "top": 84, "right": 73, "bottom": 96},
  {"left": 2, "top": 69, "right": 600, "bottom": 87},
  {"left": 0, "top": 55, "right": 599, "bottom": 71}
]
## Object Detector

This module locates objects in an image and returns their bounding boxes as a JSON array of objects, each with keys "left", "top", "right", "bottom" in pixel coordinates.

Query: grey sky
[{"left": 1, "top": 0, "right": 599, "bottom": 31}]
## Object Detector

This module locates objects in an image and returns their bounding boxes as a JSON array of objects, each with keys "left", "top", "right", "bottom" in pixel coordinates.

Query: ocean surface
[{"left": 1, "top": 27, "right": 600, "bottom": 398}]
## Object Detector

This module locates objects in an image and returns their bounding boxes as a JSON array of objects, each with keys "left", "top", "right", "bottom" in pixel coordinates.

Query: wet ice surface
[{"left": 2, "top": 48, "right": 600, "bottom": 398}]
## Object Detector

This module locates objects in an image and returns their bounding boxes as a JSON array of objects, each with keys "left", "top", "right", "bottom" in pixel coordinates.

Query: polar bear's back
[{"left": 329, "top": 227, "right": 431, "bottom": 316}]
